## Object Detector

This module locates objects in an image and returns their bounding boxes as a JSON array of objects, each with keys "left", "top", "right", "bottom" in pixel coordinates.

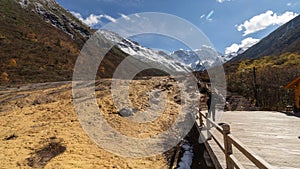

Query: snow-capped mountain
[
  {"left": 170, "top": 47, "right": 226, "bottom": 71},
  {"left": 222, "top": 46, "right": 250, "bottom": 62},
  {"left": 170, "top": 45, "right": 253, "bottom": 71},
  {"left": 99, "top": 30, "right": 191, "bottom": 73},
  {"left": 99, "top": 30, "right": 246, "bottom": 72}
]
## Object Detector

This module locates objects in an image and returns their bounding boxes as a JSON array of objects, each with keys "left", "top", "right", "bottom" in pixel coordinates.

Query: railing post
[
  {"left": 205, "top": 112, "right": 211, "bottom": 140},
  {"left": 199, "top": 110, "right": 203, "bottom": 126},
  {"left": 205, "top": 112, "right": 209, "bottom": 126},
  {"left": 222, "top": 123, "right": 234, "bottom": 169}
]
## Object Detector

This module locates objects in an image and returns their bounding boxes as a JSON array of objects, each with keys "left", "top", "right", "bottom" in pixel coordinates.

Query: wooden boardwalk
[{"left": 204, "top": 111, "right": 300, "bottom": 169}]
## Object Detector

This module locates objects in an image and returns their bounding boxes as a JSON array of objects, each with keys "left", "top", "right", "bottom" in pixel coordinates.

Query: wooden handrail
[
  {"left": 204, "top": 140, "right": 223, "bottom": 169},
  {"left": 209, "top": 130, "right": 225, "bottom": 154},
  {"left": 228, "top": 134, "right": 274, "bottom": 169},
  {"left": 198, "top": 110, "right": 274, "bottom": 169},
  {"left": 229, "top": 154, "right": 245, "bottom": 169},
  {"left": 200, "top": 111, "right": 223, "bottom": 132}
]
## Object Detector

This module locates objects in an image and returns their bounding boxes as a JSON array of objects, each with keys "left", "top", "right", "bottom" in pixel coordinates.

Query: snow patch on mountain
[
  {"left": 18, "top": 0, "right": 30, "bottom": 8},
  {"left": 99, "top": 29, "right": 240, "bottom": 72},
  {"left": 99, "top": 29, "right": 191, "bottom": 73},
  {"left": 224, "top": 37, "right": 260, "bottom": 60},
  {"left": 17, "top": 0, "right": 56, "bottom": 8},
  {"left": 223, "top": 46, "right": 249, "bottom": 61},
  {"left": 16, "top": 0, "right": 90, "bottom": 39}
]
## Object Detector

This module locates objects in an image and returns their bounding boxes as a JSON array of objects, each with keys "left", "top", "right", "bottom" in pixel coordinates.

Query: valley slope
[
  {"left": 224, "top": 14, "right": 300, "bottom": 110},
  {"left": 0, "top": 0, "right": 131, "bottom": 85}
]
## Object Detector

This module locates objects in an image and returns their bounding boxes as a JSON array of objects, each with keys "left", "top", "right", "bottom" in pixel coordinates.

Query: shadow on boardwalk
[{"left": 279, "top": 111, "right": 300, "bottom": 118}]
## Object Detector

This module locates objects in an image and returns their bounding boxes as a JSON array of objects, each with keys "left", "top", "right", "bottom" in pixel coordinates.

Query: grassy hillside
[
  {"left": 0, "top": 0, "right": 83, "bottom": 84},
  {"left": 225, "top": 52, "right": 300, "bottom": 110},
  {"left": 225, "top": 15, "right": 300, "bottom": 111},
  {"left": 0, "top": 0, "right": 133, "bottom": 86}
]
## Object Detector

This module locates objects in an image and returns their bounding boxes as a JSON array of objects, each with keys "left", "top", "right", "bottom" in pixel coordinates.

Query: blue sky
[{"left": 56, "top": 0, "right": 299, "bottom": 54}]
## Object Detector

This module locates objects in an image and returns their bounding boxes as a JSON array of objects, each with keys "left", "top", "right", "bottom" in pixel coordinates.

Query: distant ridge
[{"left": 230, "top": 14, "right": 300, "bottom": 62}]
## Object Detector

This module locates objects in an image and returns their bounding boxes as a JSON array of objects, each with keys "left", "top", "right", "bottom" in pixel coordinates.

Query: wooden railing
[{"left": 198, "top": 111, "right": 274, "bottom": 169}]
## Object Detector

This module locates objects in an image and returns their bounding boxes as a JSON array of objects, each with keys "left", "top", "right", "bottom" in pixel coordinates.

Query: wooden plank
[
  {"left": 197, "top": 111, "right": 300, "bottom": 168},
  {"left": 207, "top": 138, "right": 226, "bottom": 169},
  {"left": 228, "top": 134, "right": 274, "bottom": 169},
  {"left": 209, "top": 131, "right": 225, "bottom": 154},
  {"left": 221, "top": 111, "right": 300, "bottom": 169},
  {"left": 203, "top": 138, "right": 223, "bottom": 169},
  {"left": 284, "top": 75, "right": 300, "bottom": 89},
  {"left": 229, "top": 154, "right": 246, "bottom": 169}
]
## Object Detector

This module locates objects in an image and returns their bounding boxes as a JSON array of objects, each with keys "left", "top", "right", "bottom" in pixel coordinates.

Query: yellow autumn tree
[
  {"left": 0, "top": 72, "right": 9, "bottom": 82},
  {"left": 8, "top": 59, "right": 17, "bottom": 68},
  {"left": 100, "top": 66, "right": 105, "bottom": 74}
]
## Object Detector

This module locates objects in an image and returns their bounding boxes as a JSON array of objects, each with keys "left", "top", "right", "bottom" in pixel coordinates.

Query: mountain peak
[
  {"left": 171, "top": 46, "right": 228, "bottom": 71},
  {"left": 98, "top": 29, "right": 191, "bottom": 73},
  {"left": 17, "top": 0, "right": 56, "bottom": 8}
]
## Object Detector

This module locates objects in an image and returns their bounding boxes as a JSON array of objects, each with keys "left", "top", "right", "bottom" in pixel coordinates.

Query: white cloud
[
  {"left": 225, "top": 37, "right": 260, "bottom": 54},
  {"left": 103, "top": 15, "right": 117, "bottom": 23},
  {"left": 84, "top": 14, "right": 103, "bottom": 26},
  {"left": 206, "top": 10, "right": 214, "bottom": 21},
  {"left": 216, "top": 0, "right": 231, "bottom": 3},
  {"left": 120, "top": 13, "right": 130, "bottom": 20},
  {"left": 70, "top": 11, "right": 84, "bottom": 21},
  {"left": 200, "top": 11, "right": 215, "bottom": 22},
  {"left": 287, "top": 2, "right": 292, "bottom": 6},
  {"left": 236, "top": 10, "right": 299, "bottom": 36},
  {"left": 70, "top": 11, "right": 116, "bottom": 26}
]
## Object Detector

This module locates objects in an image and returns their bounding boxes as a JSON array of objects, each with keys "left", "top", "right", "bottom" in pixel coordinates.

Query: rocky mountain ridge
[
  {"left": 231, "top": 14, "right": 300, "bottom": 62},
  {"left": 17, "top": 0, "right": 91, "bottom": 40},
  {"left": 170, "top": 47, "right": 228, "bottom": 71},
  {"left": 99, "top": 29, "right": 232, "bottom": 72},
  {"left": 99, "top": 30, "right": 191, "bottom": 73}
]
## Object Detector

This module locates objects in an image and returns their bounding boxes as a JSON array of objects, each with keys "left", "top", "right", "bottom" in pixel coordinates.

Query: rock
[
  {"left": 118, "top": 108, "right": 136, "bottom": 117},
  {"left": 165, "top": 83, "right": 173, "bottom": 90},
  {"left": 174, "top": 95, "right": 181, "bottom": 104},
  {"left": 33, "top": 99, "right": 41, "bottom": 105},
  {"left": 4, "top": 134, "right": 18, "bottom": 141},
  {"left": 149, "top": 90, "right": 163, "bottom": 105}
]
